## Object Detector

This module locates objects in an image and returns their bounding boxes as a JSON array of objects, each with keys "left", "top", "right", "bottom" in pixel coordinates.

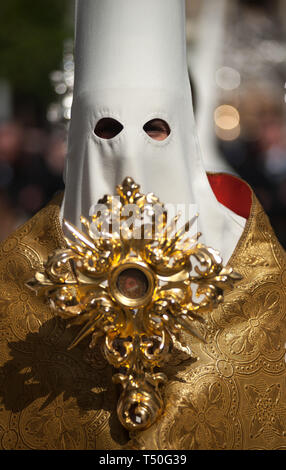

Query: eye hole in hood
[
  {"left": 94, "top": 118, "right": 124, "bottom": 139},
  {"left": 143, "top": 119, "right": 170, "bottom": 141}
]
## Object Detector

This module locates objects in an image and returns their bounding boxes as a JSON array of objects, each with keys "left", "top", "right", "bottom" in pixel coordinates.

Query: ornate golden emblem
[{"left": 27, "top": 177, "right": 242, "bottom": 431}]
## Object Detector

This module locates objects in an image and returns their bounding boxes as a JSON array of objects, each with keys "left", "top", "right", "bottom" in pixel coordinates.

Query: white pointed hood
[{"left": 61, "top": 0, "right": 245, "bottom": 263}]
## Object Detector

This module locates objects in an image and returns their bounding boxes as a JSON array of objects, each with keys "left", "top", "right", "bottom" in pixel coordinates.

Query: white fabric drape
[{"left": 61, "top": 0, "right": 245, "bottom": 263}]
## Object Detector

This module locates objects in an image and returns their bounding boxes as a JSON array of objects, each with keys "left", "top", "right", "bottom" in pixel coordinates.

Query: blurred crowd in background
[
  {"left": 0, "top": 120, "right": 66, "bottom": 239},
  {"left": 0, "top": 0, "right": 70, "bottom": 239},
  {"left": 215, "top": 0, "right": 286, "bottom": 248},
  {"left": 0, "top": 0, "right": 286, "bottom": 247}
]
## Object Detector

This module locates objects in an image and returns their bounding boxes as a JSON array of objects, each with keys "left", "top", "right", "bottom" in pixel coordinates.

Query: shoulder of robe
[
  {"left": 0, "top": 191, "right": 65, "bottom": 272},
  {"left": 126, "top": 175, "right": 286, "bottom": 451},
  {"left": 0, "top": 192, "right": 128, "bottom": 450},
  {"left": 207, "top": 171, "right": 286, "bottom": 274},
  {"left": 207, "top": 172, "right": 252, "bottom": 219}
]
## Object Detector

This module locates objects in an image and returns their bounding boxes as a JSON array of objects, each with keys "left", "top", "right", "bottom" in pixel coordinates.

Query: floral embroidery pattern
[
  {"left": 0, "top": 258, "right": 47, "bottom": 338},
  {"left": 245, "top": 383, "right": 286, "bottom": 439},
  {"left": 21, "top": 394, "right": 89, "bottom": 450},
  {"left": 218, "top": 287, "right": 284, "bottom": 360},
  {"left": 168, "top": 379, "right": 232, "bottom": 450}
]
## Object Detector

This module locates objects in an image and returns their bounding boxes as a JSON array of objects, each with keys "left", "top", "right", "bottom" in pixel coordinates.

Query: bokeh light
[
  {"left": 214, "top": 105, "right": 241, "bottom": 141},
  {"left": 215, "top": 67, "right": 241, "bottom": 91}
]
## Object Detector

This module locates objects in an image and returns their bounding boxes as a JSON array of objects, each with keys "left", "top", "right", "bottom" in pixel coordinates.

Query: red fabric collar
[{"left": 207, "top": 173, "right": 252, "bottom": 220}]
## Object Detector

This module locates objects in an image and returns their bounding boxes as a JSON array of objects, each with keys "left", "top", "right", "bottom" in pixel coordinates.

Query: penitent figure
[{"left": 0, "top": 0, "right": 286, "bottom": 450}]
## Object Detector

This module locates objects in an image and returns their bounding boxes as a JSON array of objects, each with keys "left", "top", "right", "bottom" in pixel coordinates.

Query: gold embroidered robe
[{"left": 0, "top": 190, "right": 286, "bottom": 450}]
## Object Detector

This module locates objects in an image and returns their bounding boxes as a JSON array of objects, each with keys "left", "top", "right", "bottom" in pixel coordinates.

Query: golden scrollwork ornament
[{"left": 27, "top": 177, "right": 242, "bottom": 431}]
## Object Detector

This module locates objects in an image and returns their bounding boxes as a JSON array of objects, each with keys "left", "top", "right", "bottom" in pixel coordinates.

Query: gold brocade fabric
[
  {"left": 127, "top": 193, "right": 286, "bottom": 450},
  {"left": 0, "top": 191, "right": 286, "bottom": 450},
  {"left": 0, "top": 194, "right": 128, "bottom": 450}
]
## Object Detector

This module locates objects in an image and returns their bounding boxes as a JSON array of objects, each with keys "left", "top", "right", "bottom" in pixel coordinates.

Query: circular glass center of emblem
[{"left": 116, "top": 268, "right": 149, "bottom": 300}]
